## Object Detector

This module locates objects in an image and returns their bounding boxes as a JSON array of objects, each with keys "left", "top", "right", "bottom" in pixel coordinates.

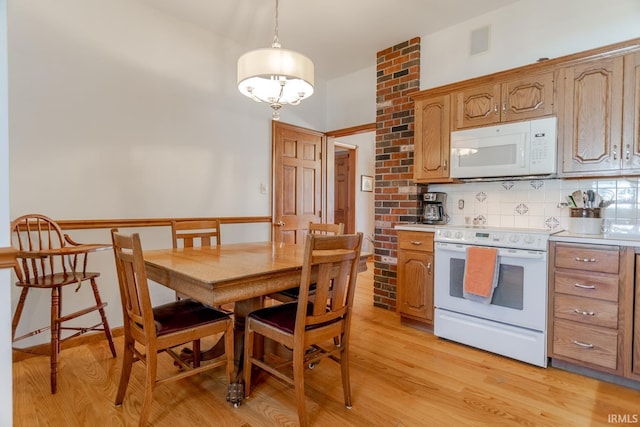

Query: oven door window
[{"left": 449, "top": 258, "right": 524, "bottom": 310}]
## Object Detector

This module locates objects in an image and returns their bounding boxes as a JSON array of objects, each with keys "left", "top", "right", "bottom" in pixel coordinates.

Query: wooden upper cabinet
[
  {"left": 623, "top": 51, "right": 640, "bottom": 171},
  {"left": 413, "top": 95, "right": 451, "bottom": 182},
  {"left": 452, "top": 72, "right": 554, "bottom": 130},
  {"left": 558, "top": 56, "right": 624, "bottom": 175},
  {"left": 453, "top": 83, "right": 501, "bottom": 129}
]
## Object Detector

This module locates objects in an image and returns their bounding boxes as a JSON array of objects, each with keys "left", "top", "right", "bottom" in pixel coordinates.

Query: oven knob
[
  {"left": 442, "top": 230, "right": 451, "bottom": 238},
  {"left": 509, "top": 234, "right": 520, "bottom": 243},
  {"left": 524, "top": 235, "right": 535, "bottom": 244},
  {"left": 454, "top": 231, "right": 463, "bottom": 238}
]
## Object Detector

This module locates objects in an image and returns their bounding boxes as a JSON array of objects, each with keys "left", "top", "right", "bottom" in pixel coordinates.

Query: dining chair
[
  {"left": 110, "top": 229, "right": 234, "bottom": 427},
  {"left": 243, "top": 232, "right": 363, "bottom": 427},
  {"left": 170, "top": 218, "right": 225, "bottom": 363},
  {"left": 10, "top": 213, "right": 117, "bottom": 394},
  {"left": 171, "top": 219, "right": 221, "bottom": 248},
  {"left": 270, "top": 222, "right": 344, "bottom": 303}
]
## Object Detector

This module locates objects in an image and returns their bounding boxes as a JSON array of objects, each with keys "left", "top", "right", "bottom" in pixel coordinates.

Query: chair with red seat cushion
[
  {"left": 270, "top": 222, "right": 344, "bottom": 303},
  {"left": 111, "top": 229, "right": 233, "bottom": 427},
  {"left": 243, "top": 232, "right": 363, "bottom": 427}
]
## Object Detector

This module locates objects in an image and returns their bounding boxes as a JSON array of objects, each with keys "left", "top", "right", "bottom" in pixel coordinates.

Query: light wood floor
[{"left": 13, "top": 263, "right": 640, "bottom": 426}]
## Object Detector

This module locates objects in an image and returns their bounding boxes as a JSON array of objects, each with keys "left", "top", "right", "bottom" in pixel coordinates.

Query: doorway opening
[{"left": 334, "top": 143, "right": 356, "bottom": 234}]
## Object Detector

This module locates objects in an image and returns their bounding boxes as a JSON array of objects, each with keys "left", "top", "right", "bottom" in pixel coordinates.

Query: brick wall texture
[{"left": 374, "top": 37, "right": 423, "bottom": 310}]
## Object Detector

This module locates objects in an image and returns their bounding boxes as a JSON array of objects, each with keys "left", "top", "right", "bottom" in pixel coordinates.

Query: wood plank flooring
[{"left": 13, "top": 263, "right": 640, "bottom": 426}]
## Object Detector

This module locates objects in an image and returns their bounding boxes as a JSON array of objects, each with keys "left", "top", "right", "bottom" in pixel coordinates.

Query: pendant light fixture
[{"left": 237, "top": 0, "right": 314, "bottom": 120}]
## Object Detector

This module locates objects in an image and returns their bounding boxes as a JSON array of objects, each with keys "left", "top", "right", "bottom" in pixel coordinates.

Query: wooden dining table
[{"left": 143, "top": 240, "right": 370, "bottom": 405}]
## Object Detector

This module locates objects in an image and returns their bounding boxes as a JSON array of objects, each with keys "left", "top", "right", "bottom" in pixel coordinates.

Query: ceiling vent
[{"left": 470, "top": 25, "right": 490, "bottom": 56}]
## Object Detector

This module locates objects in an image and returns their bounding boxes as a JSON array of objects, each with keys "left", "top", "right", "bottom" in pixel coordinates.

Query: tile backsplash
[{"left": 428, "top": 177, "right": 640, "bottom": 231}]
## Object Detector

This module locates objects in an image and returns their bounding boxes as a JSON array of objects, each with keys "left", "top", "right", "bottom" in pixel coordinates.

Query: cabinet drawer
[
  {"left": 554, "top": 270, "right": 618, "bottom": 302},
  {"left": 398, "top": 231, "right": 433, "bottom": 252},
  {"left": 554, "top": 245, "right": 619, "bottom": 273},
  {"left": 553, "top": 319, "right": 618, "bottom": 370},
  {"left": 554, "top": 294, "right": 618, "bottom": 329}
]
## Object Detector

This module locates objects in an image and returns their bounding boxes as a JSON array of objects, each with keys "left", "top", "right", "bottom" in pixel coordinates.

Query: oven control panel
[{"left": 434, "top": 226, "right": 551, "bottom": 251}]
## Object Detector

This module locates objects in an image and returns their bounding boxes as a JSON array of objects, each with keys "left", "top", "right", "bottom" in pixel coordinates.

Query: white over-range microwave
[{"left": 449, "top": 116, "right": 557, "bottom": 179}]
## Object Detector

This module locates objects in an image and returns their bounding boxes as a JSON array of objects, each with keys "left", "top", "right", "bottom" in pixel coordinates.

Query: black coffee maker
[{"left": 422, "top": 192, "right": 448, "bottom": 224}]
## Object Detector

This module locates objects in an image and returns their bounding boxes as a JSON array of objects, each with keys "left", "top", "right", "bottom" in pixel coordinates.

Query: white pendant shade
[
  {"left": 237, "top": 47, "right": 314, "bottom": 109},
  {"left": 236, "top": 0, "right": 314, "bottom": 119}
]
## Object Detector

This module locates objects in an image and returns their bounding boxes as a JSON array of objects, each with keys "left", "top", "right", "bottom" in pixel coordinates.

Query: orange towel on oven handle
[{"left": 463, "top": 246, "right": 499, "bottom": 298}]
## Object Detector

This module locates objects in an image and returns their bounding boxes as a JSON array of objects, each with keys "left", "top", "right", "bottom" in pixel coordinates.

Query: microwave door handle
[{"left": 520, "top": 134, "right": 528, "bottom": 168}]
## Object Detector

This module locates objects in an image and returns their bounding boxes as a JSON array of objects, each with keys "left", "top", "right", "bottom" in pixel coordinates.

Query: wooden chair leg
[
  {"left": 340, "top": 346, "right": 352, "bottom": 409},
  {"left": 224, "top": 320, "right": 234, "bottom": 384},
  {"left": 242, "top": 324, "right": 254, "bottom": 398},
  {"left": 11, "top": 287, "right": 29, "bottom": 343},
  {"left": 115, "top": 337, "right": 134, "bottom": 406},
  {"left": 90, "top": 279, "right": 117, "bottom": 357},
  {"left": 50, "top": 287, "right": 61, "bottom": 394},
  {"left": 138, "top": 352, "right": 157, "bottom": 427},
  {"left": 292, "top": 347, "right": 308, "bottom": 427}
]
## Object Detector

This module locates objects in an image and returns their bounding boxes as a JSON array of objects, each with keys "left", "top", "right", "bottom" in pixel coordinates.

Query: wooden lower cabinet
[
  {"left": 397, "top": 230, "right": 434, "bottom": 327},
  {"left": 633, "top": 254, "right": 640, "bottom": 381},
  {"left": 549, "top": 242, "right": 636, "bottom": 381}
]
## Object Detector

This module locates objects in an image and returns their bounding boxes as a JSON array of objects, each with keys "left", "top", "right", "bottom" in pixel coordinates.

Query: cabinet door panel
[
  {"left": 502, "top": 72, "right": 554, "bottom": 121},
  {"left": 560, "top": 56, "right": 623, "bottom": 174},
  {"left": 397, "top": 250, "right": 433, "bottom": 321},
  {"left": 623, "top": 51, "right": 640, "bottom": 171},
  {"left": 414, "top": 95, "right": 451, "bottom": 182},
  {"left": 453, "top": 84, "right": 500, "bottom": 129}
]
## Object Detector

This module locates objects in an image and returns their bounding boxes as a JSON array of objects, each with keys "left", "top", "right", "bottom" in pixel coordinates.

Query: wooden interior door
[
  {"left": 272, "top": 121, "right": 324, "bottom": 244},
  {"left": 334, "top": 146, "right": 356, "bottom": 233}
]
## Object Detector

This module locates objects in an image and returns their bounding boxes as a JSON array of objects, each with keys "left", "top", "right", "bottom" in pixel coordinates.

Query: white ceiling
[{"left": 138, "top": 0, "right": 521, "bottom": 81}]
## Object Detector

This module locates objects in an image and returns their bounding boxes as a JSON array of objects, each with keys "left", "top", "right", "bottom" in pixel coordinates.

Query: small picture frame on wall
[{"left": 361, "top": 175, "right": 373, "bottom": 192}]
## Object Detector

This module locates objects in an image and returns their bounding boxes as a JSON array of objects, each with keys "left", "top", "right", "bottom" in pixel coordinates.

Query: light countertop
[
  {"left": 550, "top": 231, "right": 640, "bottom": 248},
  {"left": 394, "top": 224, "right": 640, "bottom": 249},
  {"left": 394, "top": 224, "right": 437, "bottom": 232}
]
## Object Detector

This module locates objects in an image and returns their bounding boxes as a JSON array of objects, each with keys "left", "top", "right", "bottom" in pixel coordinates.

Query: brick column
[{"left": 374, "top": 37, "right": 422, "bottom": 310}]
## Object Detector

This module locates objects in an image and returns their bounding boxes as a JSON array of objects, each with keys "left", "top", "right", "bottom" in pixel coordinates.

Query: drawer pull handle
[
  {"left": 410, "top": 241, "right": 423, "bottom": 245},
  {"left": 575, "top": 257, "right": 596, "bottom": 262},
  {"left": 572, "top": 340, "right": 594, "bottom": 349},
  {"left": 573, "top": 308, "right": 595, "bottom": 316},
  {"left": 574, "top": 283, "right": 596, "bottom": 289}
]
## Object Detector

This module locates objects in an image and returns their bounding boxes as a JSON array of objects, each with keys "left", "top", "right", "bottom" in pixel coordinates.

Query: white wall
[
  {"left": 1, "top": 0, "right": 12, "bottom": 423},
  {"left": 326, "top": 65, "right": 376, "bottom": 130},
  {"left": 7, "top": 0, "right": 328, "bottom": 346},
  {"left": 421, "top": 0, "right": 640, "bottom": 89}
]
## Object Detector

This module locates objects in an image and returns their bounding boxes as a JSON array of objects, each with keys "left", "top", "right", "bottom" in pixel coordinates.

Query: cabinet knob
[
  {"left": 410, "top": 241, "right": 423, "bottom": 245},
  {"left": 494, "top": 104, "right": 499, "bottom": 115},
  {"left": 427, "top": 262, "right": 431, "bottom": 270},
  {"left": 613, "top": 145, "right": 618, "bottom": 160},
  {"left": 626, "top": 144, "right": 631, "bottom": 161},
  {"left": 575, "top": 257, "right": 596, "bottom": 263}
]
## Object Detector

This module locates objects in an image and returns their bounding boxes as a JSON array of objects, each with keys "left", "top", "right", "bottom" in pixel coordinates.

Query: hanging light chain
[{"left": 272, "top": 0, "right": 281, "bottom": 48}]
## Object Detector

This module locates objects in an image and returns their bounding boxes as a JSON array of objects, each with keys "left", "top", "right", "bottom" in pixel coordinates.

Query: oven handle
[{"left": 434, "top": 242, "right": 546, "bottom": 260}]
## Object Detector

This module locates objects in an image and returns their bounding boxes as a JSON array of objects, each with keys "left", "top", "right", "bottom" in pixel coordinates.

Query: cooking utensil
[{"left": 572, "top": 190, "right": 584, "bottom": 207}]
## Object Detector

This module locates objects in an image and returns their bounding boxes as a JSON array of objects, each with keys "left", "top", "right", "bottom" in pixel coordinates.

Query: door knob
[{"left": 275, "top": 221, "right": 285, "bottom": 227}]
